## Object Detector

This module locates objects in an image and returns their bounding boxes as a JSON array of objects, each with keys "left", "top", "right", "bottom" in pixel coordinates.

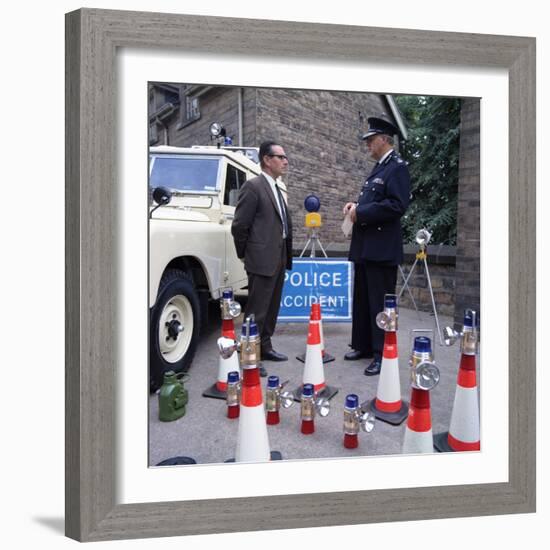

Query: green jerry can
[{"left": 158, "top": 371, "right": 189, "bottom": 422}]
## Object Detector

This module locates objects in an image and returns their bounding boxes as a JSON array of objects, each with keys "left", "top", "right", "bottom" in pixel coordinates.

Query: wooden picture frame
[{"left": 65, "top": 8, "right": 535, "bottom": 542}]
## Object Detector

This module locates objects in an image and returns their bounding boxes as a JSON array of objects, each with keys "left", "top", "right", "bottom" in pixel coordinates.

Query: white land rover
[{"left": 148, "top": 143, "right": 263, "bottom": 390}]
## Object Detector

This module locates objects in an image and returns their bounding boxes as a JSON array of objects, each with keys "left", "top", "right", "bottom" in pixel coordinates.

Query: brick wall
[
  {"left": 454, "top": 98, "right": 480, "bottom": 328},
  {"left": 162, "top": 87, "right": 252, "bottom": 147},
  {"left": 255, "top": 88, "right": 390, "bottom": 252}
]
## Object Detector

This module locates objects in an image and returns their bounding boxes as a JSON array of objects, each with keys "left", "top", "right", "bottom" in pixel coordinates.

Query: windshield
[{"left": 149, "top": 155, "right": 220, "bottom": 193}]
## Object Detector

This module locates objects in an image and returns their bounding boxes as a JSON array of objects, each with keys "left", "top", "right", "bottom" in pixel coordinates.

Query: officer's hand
[{"left": 343, "top": 202, "right": 355, "bottom": 216}]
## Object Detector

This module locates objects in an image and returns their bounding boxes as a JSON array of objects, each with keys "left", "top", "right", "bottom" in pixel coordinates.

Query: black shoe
[
  {"left": 259, "top": 365, "right": 268, "bottom": 377},
  {"left": 262, "top": 349, "right": 288, "bottom": 362},
  {"left": 364, "top": 360, "right": 381, "bottom": 376},
  {"left": 344, "top": 350, "right": 371, "bottom": 361}
]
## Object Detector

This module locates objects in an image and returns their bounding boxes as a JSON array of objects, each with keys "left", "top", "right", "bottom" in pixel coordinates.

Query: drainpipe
[
  {"left": 151, "top": 102, "right": 175, "bottom": 146},
  {"left": 155, "top": 117, "right": 169, "bottom": 146},
  {"left": 237, "top": 88, "right": 244, "bottom": 146}
]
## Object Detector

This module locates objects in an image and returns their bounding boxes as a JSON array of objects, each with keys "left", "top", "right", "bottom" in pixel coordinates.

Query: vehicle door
[{"left": 221, "top": 160, "right": 248, "bottom": 289}]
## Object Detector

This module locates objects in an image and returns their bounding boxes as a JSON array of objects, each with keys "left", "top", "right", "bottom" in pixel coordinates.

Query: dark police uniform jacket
[{"left": 349, "top": 151, "right": 410, "bottom": 265}]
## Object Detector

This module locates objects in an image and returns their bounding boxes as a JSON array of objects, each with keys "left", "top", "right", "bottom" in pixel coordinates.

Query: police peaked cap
[{"left": 362, "top": 117, "right": 399, "bottom": 140}]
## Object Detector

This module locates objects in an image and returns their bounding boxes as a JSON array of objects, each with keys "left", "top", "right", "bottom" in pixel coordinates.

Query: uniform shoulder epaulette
[
  {"left": 393, "top": 152, "right": 408, "bottom": 165},
  {"left": 384, "top": 152, "right": 399, "bottom": 165}
]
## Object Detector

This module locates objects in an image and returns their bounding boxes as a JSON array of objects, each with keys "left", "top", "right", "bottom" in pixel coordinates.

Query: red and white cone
[
  {"left": 313, "top": 305, "right": 326, "bottom": 359},
  {"left": 402, "top": 388, "right": 434, "bottom": 454},
  {"left": 294, "top": 317, "right": 339, "bottom": 402},
  {"left": 434, "top": 309, "right": 480, "bottom": 452},
  {"left": 297, "top": 303, "right": 334, "bottom": 363},
  {"left": 447, "top": 354, "right": 480, "bottom": 451},
  {"left": 235, "top": 366, "right": 271, "bottom": 462},
  {"left": 302, "top": 322, "right": 326, "bottom": 394},
  {"left": 368, "top": 331, "right": 408, "bottom": 424}
]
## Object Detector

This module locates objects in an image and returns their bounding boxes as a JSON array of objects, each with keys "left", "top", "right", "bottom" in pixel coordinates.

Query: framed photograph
[{"left": 65, "top": 8, "right": 535, "bottom": 542}]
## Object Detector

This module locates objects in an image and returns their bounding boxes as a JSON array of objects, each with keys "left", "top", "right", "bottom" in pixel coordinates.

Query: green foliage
[{"left": 394, "top": 95, "right": 461, "bottom": 245}]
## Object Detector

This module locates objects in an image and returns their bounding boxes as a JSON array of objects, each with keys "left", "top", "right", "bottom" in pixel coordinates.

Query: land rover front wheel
[{"left": 150, "top": 269, "right": 200, "bottom": 391}]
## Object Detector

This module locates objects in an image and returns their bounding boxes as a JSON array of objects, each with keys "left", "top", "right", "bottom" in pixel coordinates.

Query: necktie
[{"left": 275, "top": 184, "right": 289, "bottom": 239}]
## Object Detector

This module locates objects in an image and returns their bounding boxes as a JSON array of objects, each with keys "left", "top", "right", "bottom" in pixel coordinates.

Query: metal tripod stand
[
  {"left": 398, "top": 229, "right": 445, "bottom": 345},
  {"left": 299, "top": 227, "right": 328, "bottom": 258},
  {"left": 398, "top": 265, "right": 422, "bottom": 319}
]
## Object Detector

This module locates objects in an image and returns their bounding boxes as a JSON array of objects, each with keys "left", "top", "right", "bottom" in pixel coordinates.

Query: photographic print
[
  {"left": 66, "top": 9, "right": 534, "bottom": 541},
  {"left": 147, "top": 83, "right": 480, "bottom": 466}
]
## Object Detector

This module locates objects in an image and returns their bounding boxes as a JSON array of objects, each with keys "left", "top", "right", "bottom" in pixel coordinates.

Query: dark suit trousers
[
  {"left": 244, "top": 244, "right": 287, "bottom": 353},
  {"left": 351, "top": 263, "right": 397, "bottom": 361}
]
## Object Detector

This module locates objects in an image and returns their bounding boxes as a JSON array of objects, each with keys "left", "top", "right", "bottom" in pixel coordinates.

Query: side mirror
[
  {"left": 150, "top": 186, "right": 172, "bottom": 218},
  {"left": 152, "top": 186, "right": 172, "bottom": 206}
]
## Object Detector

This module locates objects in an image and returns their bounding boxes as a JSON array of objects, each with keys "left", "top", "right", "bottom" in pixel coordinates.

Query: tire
[{"left": 150, "top": 269, "right": 201, "bottom": 392}]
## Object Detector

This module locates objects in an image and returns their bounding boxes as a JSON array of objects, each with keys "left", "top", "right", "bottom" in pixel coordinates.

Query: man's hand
[
  {"left": 343, "top": 202, "right": 357, "bottom": 223},
  {"left": 343, "top": 202, "right": 355, "bottom": 216}
]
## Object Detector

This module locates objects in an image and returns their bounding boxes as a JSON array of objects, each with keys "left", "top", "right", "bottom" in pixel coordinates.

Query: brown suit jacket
[{"left": 231, "top": 174, "right": 293, "bottom": 277}]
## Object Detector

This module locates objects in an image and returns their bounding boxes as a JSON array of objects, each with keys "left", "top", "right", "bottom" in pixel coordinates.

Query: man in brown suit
[{"left": 231, "top": 141, "right": 293, "bottom": 362}]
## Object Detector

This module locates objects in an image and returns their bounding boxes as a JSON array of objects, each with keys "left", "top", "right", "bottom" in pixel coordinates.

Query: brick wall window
[
  {"left": 179, "top": 87, "right": 201, "bottom": 128},
  {"left": 186, "top": 96, "right": 200, "bottom": 121}
]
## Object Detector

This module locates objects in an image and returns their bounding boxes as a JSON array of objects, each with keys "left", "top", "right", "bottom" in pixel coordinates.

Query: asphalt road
[{"left": 149, "top": 306, "right": 479, "bottom": 466}]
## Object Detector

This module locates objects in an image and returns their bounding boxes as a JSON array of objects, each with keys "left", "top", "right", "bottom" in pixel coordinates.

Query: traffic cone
[
  {"left": 434, "top": 353, "right": 480, "bottom": 452},
  {"left": 225, "top": 316, "right": 282, "bottom": 462},
  {"left": 367, "top": 331, "right": 408, "bottom": 425},
  {"left": 297, "top": 303, "right": 334, "bottom": 364},
  {"left": 293, "top": 320, "right": 338, "bottom": 402},
  {"left": 202, "top": 336, "right": 240, "bottom": 400},
  {"left": 303, "top": 322, "right": 324, "bottom": 392},
  {"left": 402, "top": 388, "right": 434, "bottom": 454},
  {"left": 402, "top": 336, "right": 439, "bottom": 453},
  {"left": 235, "top": 366, "right": 271, "bottom": 462}
]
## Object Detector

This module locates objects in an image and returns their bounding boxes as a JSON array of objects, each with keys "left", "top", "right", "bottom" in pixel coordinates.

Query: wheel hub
[
  {"left": 158, "top": 295, "right": 194, "bottom": 362},
  {"left": 166, "top": 317, "right": 184, "bottom": 341}
]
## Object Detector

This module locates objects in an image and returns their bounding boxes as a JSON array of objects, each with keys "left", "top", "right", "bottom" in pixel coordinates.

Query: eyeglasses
[{"left": 268, "top": 154, "right": 288, "bottom": 161}]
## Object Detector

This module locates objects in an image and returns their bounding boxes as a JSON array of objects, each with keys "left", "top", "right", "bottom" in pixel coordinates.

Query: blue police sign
[{"left": 278, "top": 259, "right": 352, "bottom": 322}]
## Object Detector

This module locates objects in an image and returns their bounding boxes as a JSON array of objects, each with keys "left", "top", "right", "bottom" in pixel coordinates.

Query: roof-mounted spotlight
[{"left": 209, "top": 122, "right": 226, "bottom": 138}]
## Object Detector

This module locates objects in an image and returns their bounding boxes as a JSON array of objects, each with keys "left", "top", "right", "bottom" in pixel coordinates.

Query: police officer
[{"left": 343, "top": 117, "right": 410, "bottom": 376}]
